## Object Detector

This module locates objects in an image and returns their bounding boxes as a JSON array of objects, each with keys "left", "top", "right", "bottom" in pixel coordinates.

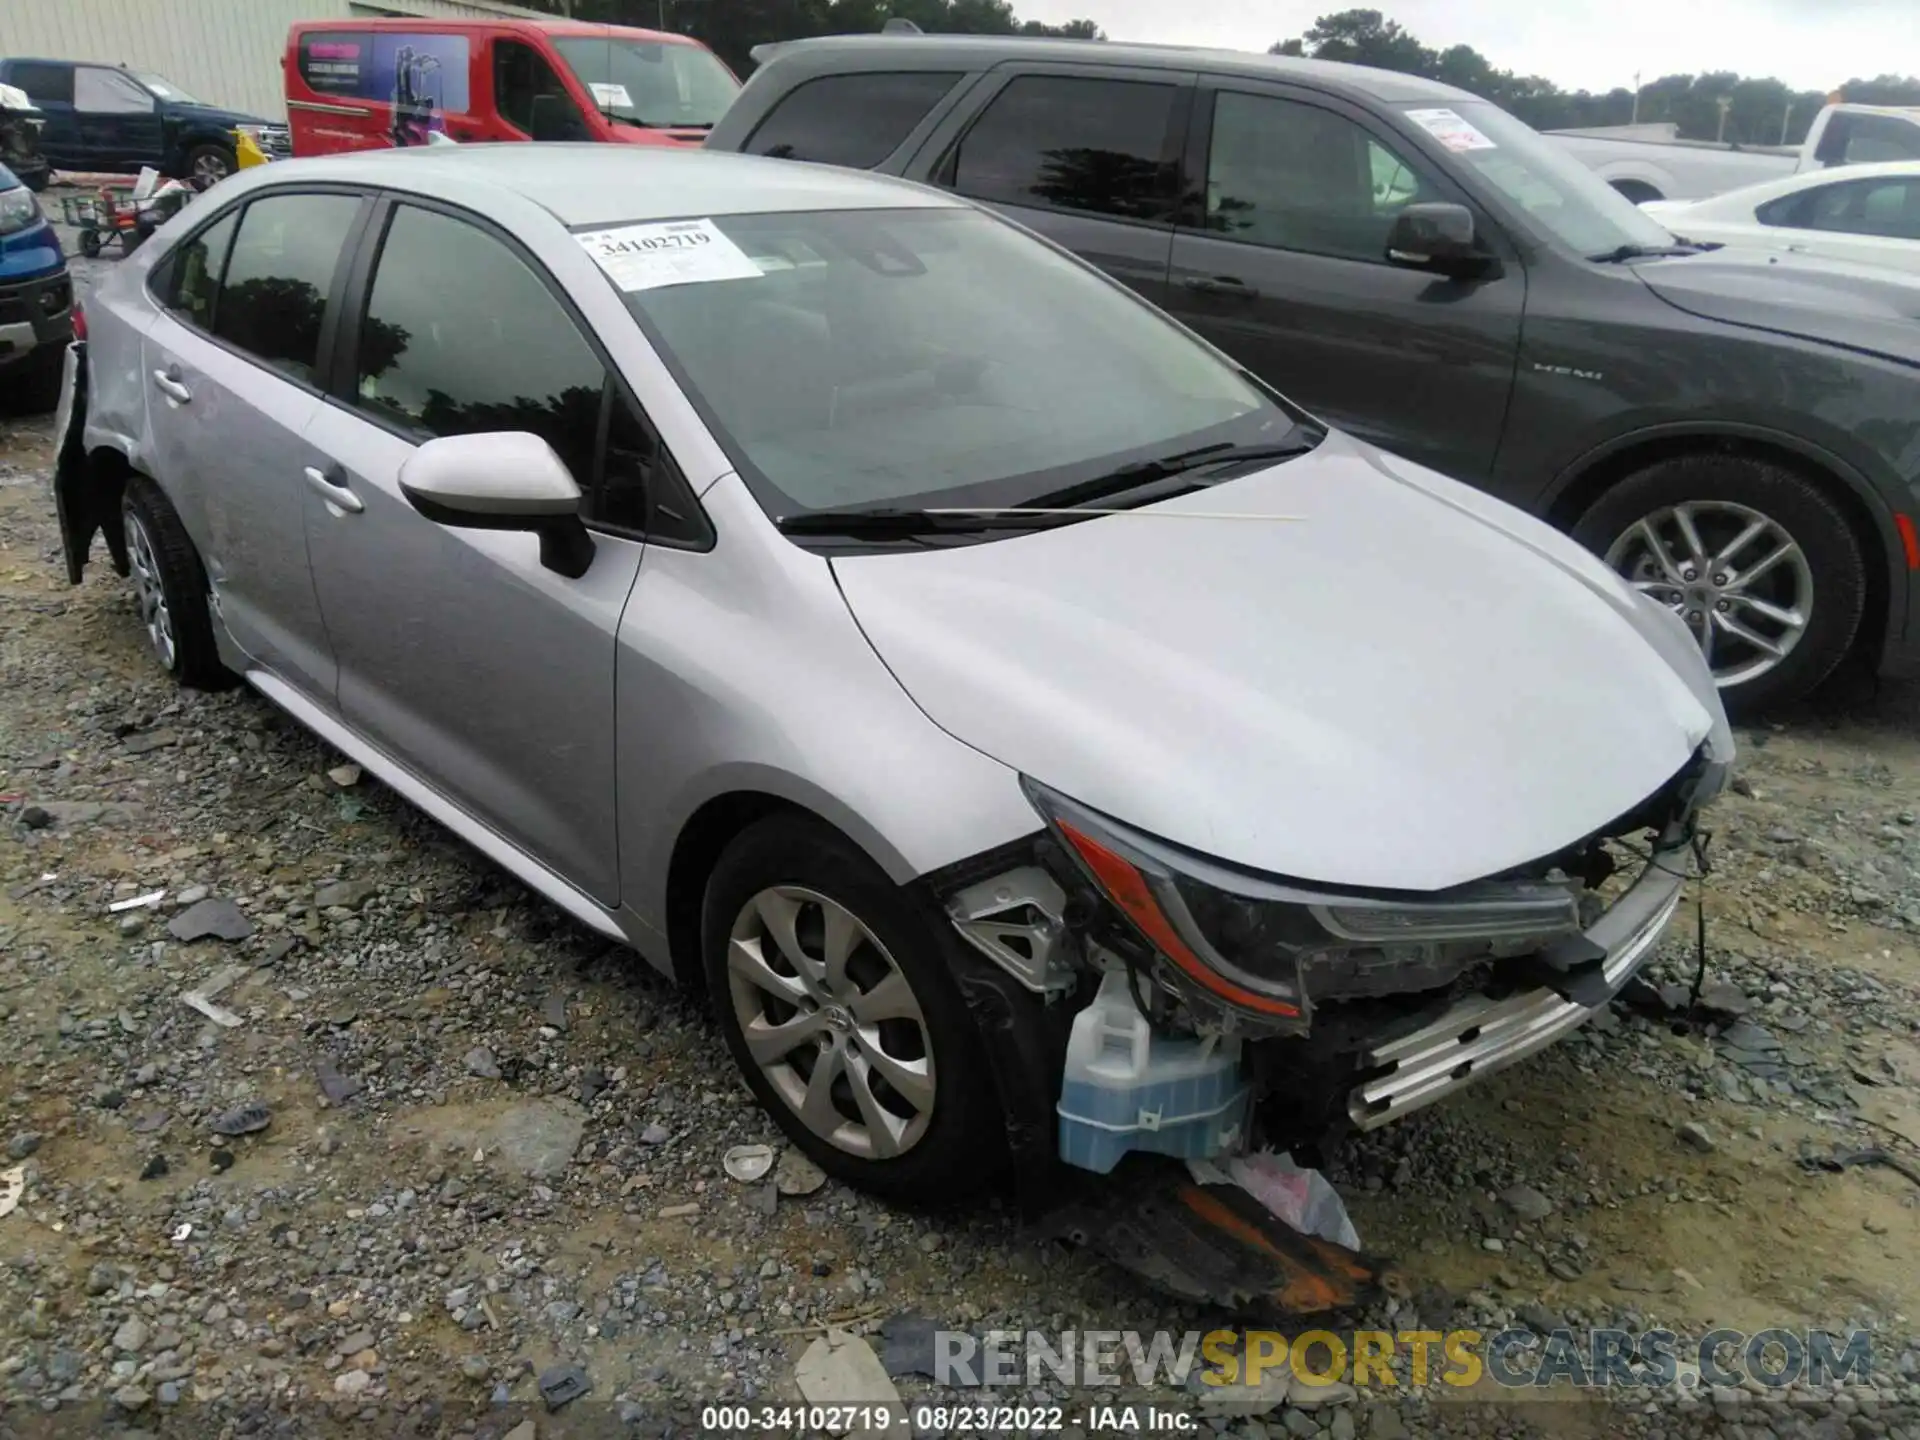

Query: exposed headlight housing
[
  {"left": 1025, "top": 780, "right": 1584, "bottom": 1027},
  {"left": 0, "top": 185, "right": 39, "bottom": 236}
]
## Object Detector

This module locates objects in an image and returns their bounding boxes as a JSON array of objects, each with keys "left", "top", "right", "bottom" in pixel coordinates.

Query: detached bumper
[{"left": 1348, "top": 842, "right": 1686, "bottom": 1129}]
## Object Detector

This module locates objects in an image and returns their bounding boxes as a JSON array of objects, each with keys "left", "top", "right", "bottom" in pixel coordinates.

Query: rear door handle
[
  {"left": 151, "top": 368, "right": 191, "bottom": 404},
  {"left": 303, "top": 464, "right": 364, "bottom": 515},
  {"left": 1182, "top": 275, "right": 1259, "bottom": 298}
]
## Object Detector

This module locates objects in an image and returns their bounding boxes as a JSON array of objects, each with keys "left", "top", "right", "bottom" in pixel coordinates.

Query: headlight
[
  {"left": 0, "top": 185, "right": 38, "bottom": 236},
  {"left": 1026, "top": 780, "right": 1583, "bottom": 1020}
]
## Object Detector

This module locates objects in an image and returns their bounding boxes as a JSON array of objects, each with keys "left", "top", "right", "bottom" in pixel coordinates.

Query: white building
[{"left": 0, "top": 0, "right": 552, "bottom": 120}]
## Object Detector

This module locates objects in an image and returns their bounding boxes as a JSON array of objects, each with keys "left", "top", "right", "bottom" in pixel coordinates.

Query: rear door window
[
  {"left": 747, "top": 72, "right": 961, "bottom": 168},
  {"left": 950, "top": 74, "right": 1180, "bottom": 223},
  {"left": 1763, "top": 175, "right": 1920, "bottom": 240},
  {"left": 212, "top": 193, "right": 362, "bottom": 382},
  {"left": 8, "top": 62, "right": 74, "bottom": 104},
  {"left": 158, "top": 209, "right": 240, "bottom": 331}
]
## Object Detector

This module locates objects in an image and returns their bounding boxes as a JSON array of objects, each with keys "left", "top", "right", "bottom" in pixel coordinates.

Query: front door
[
  {"left": 141, "top": 189, "right": 365, "bottom": 699},
  {"left": 1165, "top": 84, "right": 1525, "bottom": 482},
  {"left": 73, "top": 67, "right": 164, "bottom": 170},
  {"left": 300, "top": 199, "right": 645, "bottom": 902}
]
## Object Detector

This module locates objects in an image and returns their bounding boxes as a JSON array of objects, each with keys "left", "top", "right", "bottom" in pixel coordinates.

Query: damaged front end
[
  {"left": 0, "top": 86, "right": 50, "bottom": 193},
  {"left": 942, "top": 750, "right": 1718, "bottom": 1173}
]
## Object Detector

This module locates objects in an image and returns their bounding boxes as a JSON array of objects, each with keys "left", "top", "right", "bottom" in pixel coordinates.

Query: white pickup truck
[{"left": 1549, "top": 102, "right": 1920, "bottom": 202}]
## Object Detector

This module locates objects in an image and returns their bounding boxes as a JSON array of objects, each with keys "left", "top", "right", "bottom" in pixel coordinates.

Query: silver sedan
[{"left": 54, "top": 145, "right": 1731, "bottom": 1202}]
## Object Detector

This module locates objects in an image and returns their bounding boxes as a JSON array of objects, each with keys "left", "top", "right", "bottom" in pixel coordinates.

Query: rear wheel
[
  {"left": 1572, "top": 454, "right": 1866, "bottom": 715},
  {"left": 121, "top": 476, "right": 235, "bottom": 690},
  {"left": 702, "top": 815, "right": 1006, "bottom": 1204}
]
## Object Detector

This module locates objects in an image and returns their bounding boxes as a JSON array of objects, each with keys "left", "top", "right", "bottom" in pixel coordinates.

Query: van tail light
[{"left": 71, "top": 301, "right": 86, "bottom": 341}]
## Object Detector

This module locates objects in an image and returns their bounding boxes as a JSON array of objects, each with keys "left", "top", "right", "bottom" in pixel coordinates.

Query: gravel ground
[{"left": 1, "top": 227, "right": 1918, "bottom": 1440}]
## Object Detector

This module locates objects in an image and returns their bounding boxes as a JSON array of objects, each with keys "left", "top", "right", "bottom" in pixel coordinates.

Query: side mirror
[
  {"left": 398, "top": 432, "right": 596, "bottom": 579},
  {"left": 529, "top": 93, "right": 588, "bottom": 143},
  {"left": 1385, "top": 203, "right": 1493, "bottom": 278}
]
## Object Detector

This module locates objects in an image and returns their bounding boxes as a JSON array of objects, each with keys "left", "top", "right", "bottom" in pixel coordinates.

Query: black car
[
  {"left": 0, "top": 59, "right": 288, "bottom": 188},
  {"left": 708, "top": 35, "right": 1920, "bottom": 713}
]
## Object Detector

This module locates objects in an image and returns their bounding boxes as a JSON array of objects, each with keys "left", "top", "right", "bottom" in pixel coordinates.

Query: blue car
[{"left": 0, "top": 160, "right": 72, "bottom": 410}]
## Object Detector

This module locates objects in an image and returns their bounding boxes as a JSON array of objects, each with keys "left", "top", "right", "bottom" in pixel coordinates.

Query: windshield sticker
[
  {"left": 588, "top": 82, "right": 633, "bottom": 110},
  {"left": 1406, "top": 108, "right": 1497, "bottom": 152},
  {"left": 575, "top": 219, "right": 764, "bottom": 292}
]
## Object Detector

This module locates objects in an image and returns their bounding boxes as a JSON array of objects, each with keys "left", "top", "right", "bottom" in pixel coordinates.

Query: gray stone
[
  {"left": 1366, "top": 1407, "right": 1410, "bottom": 1440},
  {"left": 459, "top": 1355, "right": 490, "bottom": 1381},
  {"left": 113, "top": 1318, "right": 151, "bottom": 1354},
  {"left": 112, "top": 1385, "right": 150, "bottom": 1411},
  {"left": 335, "top": 1330, "right": 375, "bottom": 1357},
  {"left": 1501, "top": 1184, "right": 1554, "bottom": 1222},
  {"left": 333, "top": 1370, "right": 372, "bottom": 1398},
  {"left": 464, "top": 1047, "right": 502, "bottom": 1081},
  {"left": 167, "top": 898, "right": 253, "bottom": 942},
  {"left": 314, "top": 880, "right": 378, "bottom": 911},
  {"left": 6, "top": 1131, "right": 42, "bottom": 1160},
  {"left": 1677, "top": 1121, "right": 1718, "bottom": 1153}
]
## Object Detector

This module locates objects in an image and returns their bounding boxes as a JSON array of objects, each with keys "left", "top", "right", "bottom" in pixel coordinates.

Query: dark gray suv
[{"left": 708, "top": 35, "right": 1920, "bottom": 714}]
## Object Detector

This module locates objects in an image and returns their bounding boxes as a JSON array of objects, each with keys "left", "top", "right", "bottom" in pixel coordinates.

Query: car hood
[
  {"left": 1632, "top": 247, "right": 1920, "bottom": 368},
  {"left": 832, "top": 433, "right": 1719, "bottom": 892}
]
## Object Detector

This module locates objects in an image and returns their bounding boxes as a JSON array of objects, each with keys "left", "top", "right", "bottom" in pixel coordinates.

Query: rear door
[
  {"left": 1164, "top": 82, "right": 1524, "bottom": 481},
  {"left": 298, "top": 198, "right": 656, "bottom": 902},
  {"left": 908, "top": 63, "right": 1194, "bottom": 309},
  {"left": 73, "top": 66, "right": 164, "bottom": 170},
  {"left": 1755, "top": 173, "right": 1920, "bottom": 273},
  {"left": 141, "top": 188, "right": 368, "bottom": 700},
  {"left": 6, "top": 62, "right": 79, "bottom": 167}
]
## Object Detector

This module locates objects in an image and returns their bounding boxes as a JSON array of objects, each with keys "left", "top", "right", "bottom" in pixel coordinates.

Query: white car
[{"left": 1643, "top": 161, "right": 1920, "bottom": 274}]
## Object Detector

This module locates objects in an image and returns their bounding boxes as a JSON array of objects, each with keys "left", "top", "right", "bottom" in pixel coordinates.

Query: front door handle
[
  {"left": 1182, "top": 274, "right": 1259, "bottom": 299},
  {"left": 303, "top": 464, "right": 364, "bottom": 515},
  {"left": 151, "top": 368, "right": 192, "bottom": 405}
]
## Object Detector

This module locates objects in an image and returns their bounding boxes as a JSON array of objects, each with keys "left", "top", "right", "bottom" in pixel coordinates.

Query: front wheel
[
  {"left": 184, "top": 143, "right": 235, "bottom": 190},
  {"left": 1573, "top": 454, "right": 1866, "bottom": 715},
  {"left": 702, "top": 815, "right": 1007, "bottom": 1204}
]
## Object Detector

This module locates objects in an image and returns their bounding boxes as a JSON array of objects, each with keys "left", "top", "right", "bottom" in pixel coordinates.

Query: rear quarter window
[{"left": 746, "top": 72, "right": 962, "bottom": 169}]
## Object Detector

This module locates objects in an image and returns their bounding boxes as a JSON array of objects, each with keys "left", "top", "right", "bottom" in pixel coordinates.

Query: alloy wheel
[
  {"left": 726, "top": 886, "right": 936, "bottom": 1161},
  {"left": 1605, "top": 500, "right": 1813, "bottom": 689},
  {"left": 192, "top": 152, "right": 231, "bottom": 187},
  {"left": 124, "top": 509, "right": 177, "bottom": 671}
]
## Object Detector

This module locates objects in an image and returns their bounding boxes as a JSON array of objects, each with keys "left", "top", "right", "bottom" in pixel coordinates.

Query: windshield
[
  {"left": 550, "top": 36, "right": 738, "bottom": 130},
  {"left": 1400, "top": 100, "right": 1676, "bottom": 258},
  {"left": 131, "top": 70, "right": 202, "bottom": 105},
  {"left": 614, "top": 208, "right": 1289, "bottom": 520}
]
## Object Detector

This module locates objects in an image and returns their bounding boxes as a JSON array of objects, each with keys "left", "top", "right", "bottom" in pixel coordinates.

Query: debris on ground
[
  {"left": 1190, "top": 1149, "right": 1363, "bottom": 1250},
  {"left": 0, "top": 1166, "right": 24, "bottom": 1218},
  {"left": 775, "top": 1145, "right": 828, "bottom": 1196},
  {"left": 537, "top": 1363, "right": 590, "bottom": 1410},
  {"left": 315, "top": 1057, "right": 364, "bottom": 1105},
  {"left": 327, "top": 763, "right": 363, "bottom": 788},
  {"left": 1798, "top": 1142, "right": 1920, "bottom": 1188},
  {"left": 167, "top": 896, "right": 254, "bottom": 943},
  {"left": 179, "top": 963, "right": 248, "bottom": 1027},
  {"left": 208, "top": 1103, "right": 271, "bottom": 1137},
  {"left": 107, "top": 888, "right": 165, "bottom": 913},
  {"left": 722, "top": 1142, "right": 775, "bottom": 1182},
  {"left": 794, "top": 1329, "right": 909, "bottom": 1440}
]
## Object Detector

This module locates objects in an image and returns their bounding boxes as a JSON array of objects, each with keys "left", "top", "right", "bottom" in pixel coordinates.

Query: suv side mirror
[
  {"left": 529, "top": 93, "right": 588, "bottom": 143},
  {"left": 1385, "top": 203, "right": 1493, "bottom": 278},
  {"left": 398, "top": 432, "right": 596, "bottom": 578}
]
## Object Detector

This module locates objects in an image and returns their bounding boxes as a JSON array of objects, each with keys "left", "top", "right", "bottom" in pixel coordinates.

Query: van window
[
  {"left": 549, "top": 35, "right": 738, "bottom": 131},
  {"left": 951, "top": 75, "right": 1180, "bottom": 224},
  {"left": 7, "top": 62, "right": 74, "bottom": 105},
  {"left": 214, "top": 193, "right": 362, "bottom": 382},
  {"left": 494, "top": 39, "right": 586, "bottom": 140},
  {"left": 747, "top": 73, "right": 961, "bottom": 168}
]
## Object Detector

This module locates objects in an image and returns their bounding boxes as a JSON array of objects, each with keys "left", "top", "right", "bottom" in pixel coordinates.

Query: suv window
[
  {"left": 1201, "top": 91, "right": 1438, "bottom": 262},
  {"left": 74, "top": 67, "right": 154, "bottom": 114},
  {"left": 1763, "top": 175, "right": 1920, "bottom": 240},
  {"left": 354, "top": 204, "right": 683, "bottom": 535},
  {"left": 494, "top": 39, "right": 583, "bottom": 140},
  {"left": 160, "top": 209, "right": 240, "bottom": 330},
  {"left": 951, "top": 75, "right": 1179, "bottom": 223},
  {"left": 748, "top": 72, "right": 960, "bottom": 168},
  {"left": 6, "top": 62, "right": 73, "bottom": 105},
  {"left": 213, "top": 193, "right": 361, "bottom": 382}
]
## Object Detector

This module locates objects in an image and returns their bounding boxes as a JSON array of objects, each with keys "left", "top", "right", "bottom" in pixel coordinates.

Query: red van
[{"left": 284, "top": 18, "right": 738, "bottom": 156}]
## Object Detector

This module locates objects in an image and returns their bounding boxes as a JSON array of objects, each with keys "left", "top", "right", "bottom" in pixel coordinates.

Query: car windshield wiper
[
  {"left": 1022, "top": 432, "right": 1326, "bottom": 511},
  {"left": 776, "top": 507, "right": 1074, "bottom": 538},
  {"left": 610, "top": 115, "right": 715, "bottom": 130},
  {"left": 1590, "top": 242, "right": 1702, "bottom": 263}
]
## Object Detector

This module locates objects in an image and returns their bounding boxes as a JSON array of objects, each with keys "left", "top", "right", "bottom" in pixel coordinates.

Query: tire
[
  {"left": 1572, "top": 453, "right": 1866, "bottom": 715},
  {"left": 121, "top": 476, "right": 235, "bottom": 690},
  {"left": 184, "top": 143, "right": 235, "bottom": 190},
  {"left": 16, "top": 352, "right": 62, "bottom": 414},
  {"left": 702, "top": 815, "right": 1007, "bottom": 1204},
  {"left": 80, "top": 230, "right": 102, "bottom": 260}
]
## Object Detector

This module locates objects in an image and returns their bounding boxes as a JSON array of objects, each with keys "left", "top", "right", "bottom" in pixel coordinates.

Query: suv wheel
[
  {"left": 1573, "top": 454, "right": 1865, "bottom": 714},
  {"left": 122, "top": 477, "right": 234, "bottom": 690},
  {"left": 186, "top": 143, "right": 235, "bottom": 189},
  {"left": 702, "top": 815, "right": 1006, "bottom": 1203}
]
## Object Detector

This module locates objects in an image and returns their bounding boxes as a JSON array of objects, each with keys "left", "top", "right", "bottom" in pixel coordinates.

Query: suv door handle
[
  {"left": 303, "top": 464, "right": 364, "bottom": 515},
  {"left": 1183, "top": 275, "right": 1258, "bottom": 298},
  {"left": 151, "top": 368, "right": 192, "bottom": 404}
]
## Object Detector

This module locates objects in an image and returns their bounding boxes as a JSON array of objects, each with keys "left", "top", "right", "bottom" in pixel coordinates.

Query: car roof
[
  {"left": 749, "top": 34, "right": 1476, "bottom": 105},
  {"left": 254, "top": 144, "right": 962, "bottom": 228}
]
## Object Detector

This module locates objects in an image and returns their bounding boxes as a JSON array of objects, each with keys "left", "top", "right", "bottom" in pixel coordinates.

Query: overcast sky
[{"left": 1012, "top": 0, "right": 1908, "bottom": 94}]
